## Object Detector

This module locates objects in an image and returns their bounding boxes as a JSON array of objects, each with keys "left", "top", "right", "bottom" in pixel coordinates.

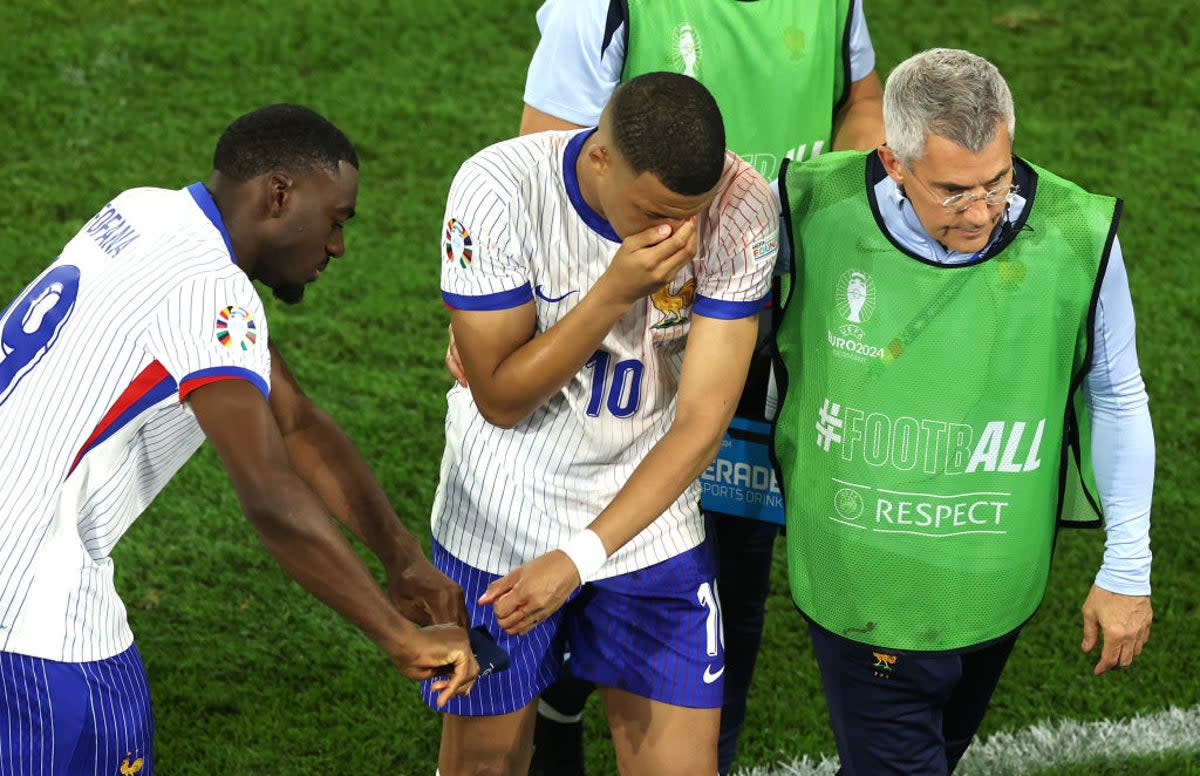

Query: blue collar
[
  {"left": 186, "top": 181, "right": 239, "bottom": 265},
  {"left": 563, "top": 129, "right": 621, "bottom": 243}
]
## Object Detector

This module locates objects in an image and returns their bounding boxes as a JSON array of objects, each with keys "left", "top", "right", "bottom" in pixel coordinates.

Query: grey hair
[{"left": 884, "top": 48, "right": 1016, "bottom": 166}]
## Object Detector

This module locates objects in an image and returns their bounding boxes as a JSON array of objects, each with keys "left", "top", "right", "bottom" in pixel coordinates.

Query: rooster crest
[
  {"left": 650, "top": 279, "right": 697, "bottom": 328},
  {"left": 120, "top": 753, "right": 144, "bottom": 775}
]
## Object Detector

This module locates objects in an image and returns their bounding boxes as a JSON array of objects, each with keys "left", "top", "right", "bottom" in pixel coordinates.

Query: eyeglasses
[{"left": 906, "top": 170, "right": 1019, "bottom": 214}]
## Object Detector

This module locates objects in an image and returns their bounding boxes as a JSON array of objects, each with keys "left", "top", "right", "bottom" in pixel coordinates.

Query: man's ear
[
  {"left": 586, "top": 143, "right": 610, "bottom": 179},
  {"left": 265, "top": 171, "right": 294, "bottom": 218},
  {"left": 877, "top": 145, "right": 905, "bottom": 186}
]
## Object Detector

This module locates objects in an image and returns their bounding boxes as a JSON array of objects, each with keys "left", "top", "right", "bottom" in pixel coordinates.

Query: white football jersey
[
  {"left": 433, "top": 130, "right": 777, "bottom": 577},
  {"left": 0, "top": 183, "right": 271, "bottom": 662}
]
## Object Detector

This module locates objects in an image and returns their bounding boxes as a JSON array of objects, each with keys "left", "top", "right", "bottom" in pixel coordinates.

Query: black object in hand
[{"left": 469, "top": 625, "right": 510, "bottom": 677}]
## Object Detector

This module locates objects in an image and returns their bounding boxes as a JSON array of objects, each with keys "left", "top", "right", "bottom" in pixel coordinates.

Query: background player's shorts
[
  {"left": 422, "top": 540, "right": 724, "bottom": 716},
  {"left": 0, "top": 643, "right": 154, "bottom": 774}
]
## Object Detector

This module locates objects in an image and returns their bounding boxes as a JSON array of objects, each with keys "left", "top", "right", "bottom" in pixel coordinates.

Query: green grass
[{"left": 1, "top": 1, "right": 1196, "bottom": 773}]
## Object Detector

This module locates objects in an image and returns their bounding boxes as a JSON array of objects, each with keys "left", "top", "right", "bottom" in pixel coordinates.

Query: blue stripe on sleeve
[
  {"left": 180, "top": 366, "right": 269, "bottom": 401},
  {"left": 443, "top": 284, "right": 534, "bottom": 311},
  {"left": 693, "top": 294, "right": 766, "bottom": 320}
]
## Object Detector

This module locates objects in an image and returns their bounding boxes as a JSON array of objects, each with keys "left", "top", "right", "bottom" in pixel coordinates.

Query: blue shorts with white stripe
[
  {"left": 422, "top": 540, "right": 724, "bottom": 715},
  {"left": 0, "top": 644, "right": 154, "bottom": 775}
]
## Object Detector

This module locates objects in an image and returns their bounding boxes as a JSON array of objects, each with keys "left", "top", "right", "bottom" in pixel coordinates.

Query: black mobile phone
[{"left": 469, "top": 625, "right": 510, "bottom": 677}]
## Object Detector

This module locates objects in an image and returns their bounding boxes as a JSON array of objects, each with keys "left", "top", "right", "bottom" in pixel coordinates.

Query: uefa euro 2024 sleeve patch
[
  {"left": 214, "top": 305, "right": 258, "bottom": 351},
  {"left": 750, "top": 235, "right": 779, "bottom": 262},
  {"left": 444, "top": 218, "right": 473, "bottom": 269}
]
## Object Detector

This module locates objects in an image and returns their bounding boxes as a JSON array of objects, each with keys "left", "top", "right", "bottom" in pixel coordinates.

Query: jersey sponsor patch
[
  {"left": 214, "top": 305, "right": 258, "bottom": 351},
  {"left": 443, "top": 218, "right": 474, "bottom": 269}
]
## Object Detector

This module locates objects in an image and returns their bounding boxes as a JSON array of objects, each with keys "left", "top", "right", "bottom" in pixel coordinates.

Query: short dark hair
[
  {"left": 608, "top": 72, "right": 725, "bottom": 196},
  {"left": 212, "top": 103, "right": 359, "bottom": 182}
]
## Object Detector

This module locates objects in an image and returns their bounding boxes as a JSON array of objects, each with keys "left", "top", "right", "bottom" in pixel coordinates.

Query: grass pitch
[{"left": 0, "top": 1, "right": 1195, "bottom": 773}]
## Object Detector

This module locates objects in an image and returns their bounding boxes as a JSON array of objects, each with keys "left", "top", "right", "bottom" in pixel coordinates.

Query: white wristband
[{"left": 558, "top": 529, "right": 608, "bottom": 583}]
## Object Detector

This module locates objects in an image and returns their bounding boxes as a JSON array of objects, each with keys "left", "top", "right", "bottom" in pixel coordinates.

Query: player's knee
[
  {"left": 440, "top": 757, "right": 525, "bottom": 776},
  {"left": 440, "top": 732, "right": 532, "bottom": 776},
  {"left": 615, "top": 748, "right": 717, "bottom": 776}
]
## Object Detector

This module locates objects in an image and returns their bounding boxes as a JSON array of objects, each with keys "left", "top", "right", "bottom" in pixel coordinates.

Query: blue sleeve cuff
[
  {"left": 693, "top": 294, "right": 766, "bottom": 320},
  {"left": 443, "top": 284, "right": 533, "bottom": 311},
  {"left": 180, "top": 366, "right": 270, "bottom": 401}
]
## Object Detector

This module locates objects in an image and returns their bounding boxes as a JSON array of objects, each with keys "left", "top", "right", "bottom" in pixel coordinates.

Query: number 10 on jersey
[{"left": 584, "top": 350, "right": 645, "bottom": 418}]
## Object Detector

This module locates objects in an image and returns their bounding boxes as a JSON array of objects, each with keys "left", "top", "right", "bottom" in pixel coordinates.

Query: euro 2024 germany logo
[
  {"left": 443, "top": 218, "right": 473, "bottom": 269},
  {"left": 826, "top": 270, "right": 886, "bottom": 363}
]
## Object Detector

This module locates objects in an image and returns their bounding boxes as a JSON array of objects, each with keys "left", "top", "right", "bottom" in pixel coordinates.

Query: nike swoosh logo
[
  {"left": 702, "top": 664, "right": 725, "bottom": 684},
  {"left": 535, "top": 284, "right": 578, "bottom": 303}
]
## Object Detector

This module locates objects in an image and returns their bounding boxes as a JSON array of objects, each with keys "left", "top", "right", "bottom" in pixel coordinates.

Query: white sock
[{"left": 537, "top": 698, "right": 584, "bottom": 724}]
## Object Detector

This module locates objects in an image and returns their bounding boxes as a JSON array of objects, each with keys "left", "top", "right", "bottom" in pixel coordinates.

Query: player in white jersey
[
  {"left": 424, "top": 73, "right": 777, "bottom": 776},
  {"left": 0, "top": 104, "right": 476, "bottom": 774}
]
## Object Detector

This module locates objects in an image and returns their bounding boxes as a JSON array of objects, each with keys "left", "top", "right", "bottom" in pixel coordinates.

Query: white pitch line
[{"left": 732, "top": 704, "right": 1200, "bottom": 776}]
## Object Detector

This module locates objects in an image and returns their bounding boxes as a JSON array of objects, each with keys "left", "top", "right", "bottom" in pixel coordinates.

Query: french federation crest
[
  {"left": 215, "top": 305, "right": 257, "bottom": 351},
  {"left": 443, "top": 218, "right": 473, "bottom": 269},
  {"left": 650, "top": 279, "right": 697, "bottom": 328}
]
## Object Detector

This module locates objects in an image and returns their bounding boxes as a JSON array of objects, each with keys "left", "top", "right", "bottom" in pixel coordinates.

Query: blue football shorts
[
  {"left": 0, "top": 643, "right": 154, "bottom": 774},
  {"left": 421, "top": 539, "right": 725, "bottom": 715}
]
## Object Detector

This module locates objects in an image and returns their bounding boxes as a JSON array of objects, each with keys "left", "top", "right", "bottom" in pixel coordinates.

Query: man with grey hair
[{"left": 771, "top": 48, "right": 1153, "bottom": 773}]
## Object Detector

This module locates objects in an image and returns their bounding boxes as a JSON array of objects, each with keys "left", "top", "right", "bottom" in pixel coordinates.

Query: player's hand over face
[
  {"left": 600, "top": 219, "right": 697, "bottom": 306},
  {"left": 392, "top": 623, "right": 479, "bottom": 707},
  {"left": 1081, "top": 584, "right": 1152, "bottom": 675},
  {"left": 387, "top": 556, "right": 469, "bottom": 627},
  {"left": 478, "top": 550, "right": 580, "bottom": 636}
]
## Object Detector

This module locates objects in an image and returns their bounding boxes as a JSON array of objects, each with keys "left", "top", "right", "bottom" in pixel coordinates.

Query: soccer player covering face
[
  {"left": 0, "top": 104, "right": 476, "bottom": 774},
  {"left": 427, "top": 72, "right": 779, "bottom": 775}
]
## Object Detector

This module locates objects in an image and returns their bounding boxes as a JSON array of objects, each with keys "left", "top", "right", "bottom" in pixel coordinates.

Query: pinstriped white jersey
[
  {"left": 0, "top": 182, "right": 271, "bottom": 662},
  {"left": 432, "top": 130, "right": 778, "bottom": 577}
]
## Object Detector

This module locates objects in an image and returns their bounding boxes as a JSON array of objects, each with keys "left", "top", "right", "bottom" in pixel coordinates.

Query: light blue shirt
[{"left": 873, "top": 174, "right": 1154, "bottom": 596}]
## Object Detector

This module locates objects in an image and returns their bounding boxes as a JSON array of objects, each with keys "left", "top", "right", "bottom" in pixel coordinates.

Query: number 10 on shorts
[{"left": 697, "top": 579, "right": 724, "bottom": 658}]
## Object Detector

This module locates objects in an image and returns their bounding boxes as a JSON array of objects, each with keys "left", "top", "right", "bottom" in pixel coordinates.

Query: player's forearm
[
  {"left": 281, "top": 402, "right": 424, "bottom": 572},
  {"left": 832, "top": 101, "right": 885, "bottom": 152},
  {"left": 465, "top": 291, "right": 630, "bottom": 427},
  {"left": 519, "top": 104, "right": 585, "bottom": 135},
  {"left": 237, "top": 471, "right": 418, "bottom": 652},
  {"left": 832, "top": 73, "right": 885, "bottom": 152},
  {"left": 588, "top": 409, "right": 733, "bottom": 554}
]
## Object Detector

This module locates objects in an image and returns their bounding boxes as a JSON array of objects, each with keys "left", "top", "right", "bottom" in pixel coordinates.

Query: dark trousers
[
  {"left": 808, "top": 621, "right": 1019, "bottom": 776},
  {"left": 710, "top": 511, "right": 778, "bottom": 774}
]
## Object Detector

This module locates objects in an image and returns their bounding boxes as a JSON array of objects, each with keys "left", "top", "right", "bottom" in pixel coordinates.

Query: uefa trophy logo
[
  {"left": 836, "top": 270, "right": 876, "bottom": 324},
  {"left": 672, "top": 23, "right": 701, "bottom": 78}
]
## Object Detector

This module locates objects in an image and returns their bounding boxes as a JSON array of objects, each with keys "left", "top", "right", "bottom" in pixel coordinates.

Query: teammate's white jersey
[
  {"left": 433, "top": 130, "right": 777, "bottom": 577},
  {"left": 0, "top": 183, "right": 271, "bottom": 662}
]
